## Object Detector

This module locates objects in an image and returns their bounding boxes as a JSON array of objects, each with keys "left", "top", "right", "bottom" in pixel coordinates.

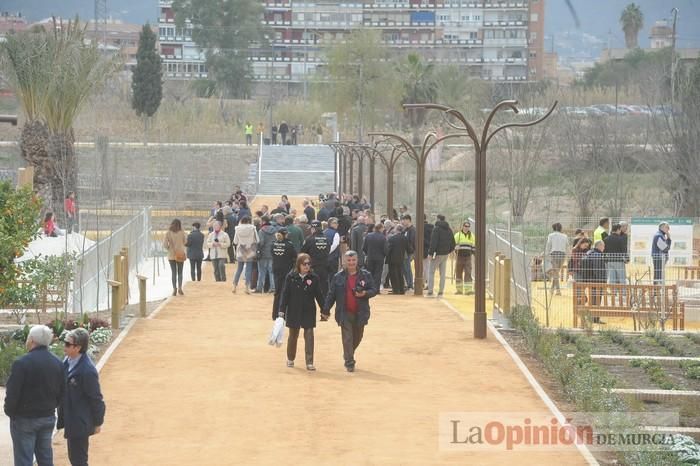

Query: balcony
[
  {"left": 482, "top": 20, "right": 527, "bottom": 27},
  {"left": 482, "top": 37, "right": 527, "bottom": 47}
]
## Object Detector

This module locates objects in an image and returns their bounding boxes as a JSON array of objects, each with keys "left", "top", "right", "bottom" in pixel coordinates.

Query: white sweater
[{"left": 234, "top": 224, "right": 259, "bottom": 247}]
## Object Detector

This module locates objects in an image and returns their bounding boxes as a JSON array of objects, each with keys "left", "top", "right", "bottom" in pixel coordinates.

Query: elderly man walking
[
  {"left": 4, "top": 325, "right": 64, "bottom": 466},
  {"left": 57, "top": 328, "right": 105, "bottom": 466},
  {"left": 323, "top": 250, "right": 378, "bottom": 372}
]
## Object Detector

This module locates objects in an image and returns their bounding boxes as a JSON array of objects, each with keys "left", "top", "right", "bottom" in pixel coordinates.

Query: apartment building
[
  {"left": 158, "top": 0, "right": 544, "bottom": 86},
  {"left": 158, "top": 1, "right": 208, "bottom": 80}
]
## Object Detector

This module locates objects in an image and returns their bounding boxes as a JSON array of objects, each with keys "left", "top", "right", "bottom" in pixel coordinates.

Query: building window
[
  {"left": 530, "top": 31, "right": 537, "bottom": 40},
  {"left": 473, "top": 15, "right": 481, "bottom": 21},
  {"left": 531, "top": 13, "right": 538, "bottom": 22},
  {"left": 529, "top": 51, "right": 536, "bottom": 58}
]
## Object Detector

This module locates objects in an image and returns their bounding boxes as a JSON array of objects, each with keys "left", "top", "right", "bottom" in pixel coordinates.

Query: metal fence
[
  {"left": 71, "top": 207, "right": 152, "bottom": 313},
  {"left": 487, "top": 216, "right": 700, "bottom": 331}
]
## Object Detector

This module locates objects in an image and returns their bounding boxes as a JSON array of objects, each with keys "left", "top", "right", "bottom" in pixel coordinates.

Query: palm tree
[
  {"left": 620, "top": 3, "right": 644, "bottom": 49},
  {"left": 0, "top": 18, "right": 119, "bottom": 212},
  {"left": 397, "top": 53, "right": 437, "bottom": 144}
]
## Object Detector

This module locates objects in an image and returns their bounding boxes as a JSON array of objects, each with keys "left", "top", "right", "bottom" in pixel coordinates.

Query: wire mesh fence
[
  {"left": 487, "top": 216, "right": 700, "bottom": 331},
  {"left": 71, "top": 207, "right": 152, "bottom": 313}
]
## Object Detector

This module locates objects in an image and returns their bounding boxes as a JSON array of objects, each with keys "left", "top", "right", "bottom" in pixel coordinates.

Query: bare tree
[{"left": 493, "top": 122, "right": 550, "bottom": 218}]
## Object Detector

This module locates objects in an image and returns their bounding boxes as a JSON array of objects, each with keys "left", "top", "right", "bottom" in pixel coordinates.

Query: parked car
[{"left": 584, "top": 107, "right": 607, "bottom": 117}]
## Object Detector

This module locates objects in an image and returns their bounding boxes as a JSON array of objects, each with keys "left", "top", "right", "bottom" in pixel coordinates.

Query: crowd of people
[
  {"left": 244, "top": 121, "right": 326, "bottom": 146},
  {"left": 544, "top": 217, "right": 673, "bottom": 323},
  {"left": 161, "top": 189, "right": 477, "bottom": 371}
]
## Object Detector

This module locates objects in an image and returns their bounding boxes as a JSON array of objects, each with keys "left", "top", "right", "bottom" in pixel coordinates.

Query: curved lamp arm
[
  {"left": 483, "top": 101, "right": 558, "bottom": 150},
  {"left": 404, "top": 103, "right": 480, "bottom": 149}
]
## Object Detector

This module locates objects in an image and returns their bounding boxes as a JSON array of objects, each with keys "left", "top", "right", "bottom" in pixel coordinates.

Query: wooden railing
[{"left": 572, "top": 282, "right": 684, "bottom": 330}]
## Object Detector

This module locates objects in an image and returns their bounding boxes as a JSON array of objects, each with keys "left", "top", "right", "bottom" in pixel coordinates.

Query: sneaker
[
  {"left": 286, "top": 360, "right": 294, "bottom": 368},
  {"left": 425, "top": 292, "right": 433, "bottom": 297},
  {"left": 437, "top": 293, "right": 444, "bottom": 298},
  {"left": 306, "top": 364, "right": 316, "bottom": 371}
]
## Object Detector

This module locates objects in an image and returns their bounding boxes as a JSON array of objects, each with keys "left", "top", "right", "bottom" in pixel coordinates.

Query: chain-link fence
[
  {"left": 71, "top": 207, "right": 152, "bottom": 313},
  {"left": 488, "top": 216, "right": 700, "bottom": 331}
]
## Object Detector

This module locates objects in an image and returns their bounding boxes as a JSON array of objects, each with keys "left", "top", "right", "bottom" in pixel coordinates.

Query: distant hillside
[{"left": 546, "top": 0, "right": 700, "bottom": 58}]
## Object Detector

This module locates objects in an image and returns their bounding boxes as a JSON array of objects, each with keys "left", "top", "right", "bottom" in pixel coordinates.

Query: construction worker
[
  {"left": 244, "top": 121, "right": 254, "bottom": 145},
  {"left": 454, "top": 221, "right": 476, "bottom": 295},
  {"left": 593, "top": 217, "right": 609, "bottom": 244}
]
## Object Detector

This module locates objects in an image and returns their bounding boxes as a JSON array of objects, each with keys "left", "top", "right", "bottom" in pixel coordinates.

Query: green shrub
[
  {"left": 0, "top": 339, "right": 26, "bottom": 385},
  {"left": 630, "top": 359, "right": 678, "bottom": 390},
  {"left": 680, "top": 361, "right": 700, "bottom": 380}
]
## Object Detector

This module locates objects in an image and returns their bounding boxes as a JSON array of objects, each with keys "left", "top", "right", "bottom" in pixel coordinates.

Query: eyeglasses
[
  {"left": 463, "top": 225, "right": 471, "bottom": 228},
  {"left": 64, "top": 341, "right": 76, "bottom": 347},
  {"left": 302, "top": 262, "right": 311, "bottom": 266}
]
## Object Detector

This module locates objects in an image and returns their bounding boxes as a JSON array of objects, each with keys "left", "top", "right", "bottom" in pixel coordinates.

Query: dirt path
[{"left": 52, "top": 262, "right": 588, "bottom": 465}]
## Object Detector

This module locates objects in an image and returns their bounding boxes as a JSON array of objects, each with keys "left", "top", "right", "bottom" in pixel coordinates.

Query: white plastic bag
[{"left": 269, "top": 317, "right": 285, "bottom": 347}]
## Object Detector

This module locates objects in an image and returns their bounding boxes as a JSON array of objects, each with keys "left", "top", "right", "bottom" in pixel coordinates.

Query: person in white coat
[
  {"left": 233, "top": 216, "right": 259, "bottom": 293},
  {"left": 206, "top": 221, "right": 231, "bottom": 282}
]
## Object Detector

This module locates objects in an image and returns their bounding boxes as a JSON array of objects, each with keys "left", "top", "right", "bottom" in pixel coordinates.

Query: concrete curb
[{"left": 439, "top": 299, "right": 599, "bottom": 466}]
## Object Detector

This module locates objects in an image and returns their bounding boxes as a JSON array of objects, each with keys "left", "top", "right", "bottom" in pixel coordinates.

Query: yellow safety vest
[
  {"left": 454, "top": 231, "right": 475, "bottom": 246},
  {"left": 593, "top": 226, "right": 606, "bottom": 244},
  {"left": 245, "top": 124, "right": 253, "bottom": 135}
]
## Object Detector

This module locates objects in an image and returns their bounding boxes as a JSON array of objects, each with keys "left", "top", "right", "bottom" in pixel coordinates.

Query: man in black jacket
[
  {"left": 387, "top": 224, "right": 413, "bottom": 294},
  {"left": 363, "top": 222, "right": 387, "bottom": 292},
  {"left": 427, "top": 215, "right": 455, "bottom": 297},
  {"left": 323, "top": 250, "right": 378, "bottom": 372},
  {"left": 400, "top": 214, "right": 416, "bottom": 291},
  {"left": 423, "top": 216, "right": 434, "bottom": 290},
  {"left": 581, "top": 240, "right": 607, "bottom": 323},
  {"left": 603, "top": 223, "right": 628, "bottom": 285},
  {"left": 186, "top": 222, "right": 205, "bottom": 281},
  {"left": 303, "top": 199, "right": 316, "bottom": 222},
  {"left": 272, "top": 228, "right": 298, "bottom": 320},
  {"left": 301, "top": 220, "right": 330, "bottom": 300},
  {"left": 57, "top": 328, "right": 105, "bottom": 466},
  {"left": 5, "top": 325, "right": 64, "bottom": 466}
]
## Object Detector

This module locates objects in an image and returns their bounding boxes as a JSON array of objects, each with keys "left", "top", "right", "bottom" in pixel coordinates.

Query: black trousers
[
  {"left": 169, "top": 260, "right": 184, "bottom": 289},
  {"left": 315, "top": 267, "right": 328, "bottom": 302},
  {"left": 67, "top": 436, "right": 89, "bottom": 466},
  {"left": 272, "top": 270, "right": 288, "bottom": 320},
  {"left": 287, "top": 327, "right": 314, "bottom": 364},
  {"left": 341, "top": 313, "right": 364, "bottom": 368},
  {"left": 389, "top": 262, "right": 404, "bottom": 293},
  {"left": 190, "top": 259, "right": 202, "bottom": 281},
  {"left": 366, "top": 259, "right": 383, "bottom": 293}
]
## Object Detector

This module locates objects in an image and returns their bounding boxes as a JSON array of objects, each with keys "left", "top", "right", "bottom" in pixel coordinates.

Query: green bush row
[{"left": 508, "top": 306, "right": 689, "bottom": 465}]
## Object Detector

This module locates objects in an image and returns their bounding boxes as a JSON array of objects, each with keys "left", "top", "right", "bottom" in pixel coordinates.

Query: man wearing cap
[
  {"left": 323, "top": 250, "right": 378, "bottom": 372},
  {"left": 272, "top": 227, "right": 297, "bottom": 320},
  {"left": 302, "top": 220, "right": 331, "bottom": 299},
  {"left": 57, "top": 328, "right": 106, "bottom": 466}
]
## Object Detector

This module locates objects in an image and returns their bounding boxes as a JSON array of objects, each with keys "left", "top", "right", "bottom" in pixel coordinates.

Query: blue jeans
[
  {"left": 256, "top": 258, "right": 275, "bottom": 292},
  {"left": 234, "top": 261, "right": 253, "bottom": 288},
  {"left": 607, "top": 262, "right": 626, "bottom": 284},
  {"left": 10, "top": 415, "right": 55, "bottom": 466},
  {"left": 403, "top": 254, "right": 414, "bottom": 289}
]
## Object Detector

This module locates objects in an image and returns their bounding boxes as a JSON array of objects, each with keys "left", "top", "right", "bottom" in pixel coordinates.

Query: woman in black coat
[{"left": 278, "top": 253, "right": 324, "bottom": 371}]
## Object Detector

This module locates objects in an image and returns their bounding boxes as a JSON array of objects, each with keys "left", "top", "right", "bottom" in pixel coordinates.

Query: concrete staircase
[{"left": 257, "top": 145, "right": 335, "bottom": 196}]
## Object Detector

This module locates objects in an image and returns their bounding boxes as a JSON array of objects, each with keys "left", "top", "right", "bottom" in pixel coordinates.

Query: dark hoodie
[
  {"left": 258, "top": 223, "right": 278, "bottom": 259},
  {"left": 429, "top": 220, "right": 455, "bottom": 256}
]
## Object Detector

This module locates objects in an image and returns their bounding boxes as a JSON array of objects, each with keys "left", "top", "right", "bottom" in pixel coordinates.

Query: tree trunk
[
  {"left": 19, "top": 120, "right": 51, "bottom": 205},
  {"left": 46, "top": 130, "right": 77, "bottom": 223}
]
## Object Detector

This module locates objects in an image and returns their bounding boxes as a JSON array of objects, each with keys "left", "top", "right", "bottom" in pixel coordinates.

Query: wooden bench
[{"left": 572, "top": 283, "right": 685, "bottom": 331}]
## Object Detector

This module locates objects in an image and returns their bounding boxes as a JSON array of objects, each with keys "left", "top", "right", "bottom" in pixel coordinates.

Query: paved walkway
[{"left": 51, "top": 262, "right": 587, "bottom": 465}]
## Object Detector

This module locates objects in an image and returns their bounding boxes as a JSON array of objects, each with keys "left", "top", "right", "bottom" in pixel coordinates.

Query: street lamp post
[
  {"left": 369, "top": 130, "right": 464, "bottom": 296},
  {"left": 404, "top": 100, "right": 557, "bottom": 338}
]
